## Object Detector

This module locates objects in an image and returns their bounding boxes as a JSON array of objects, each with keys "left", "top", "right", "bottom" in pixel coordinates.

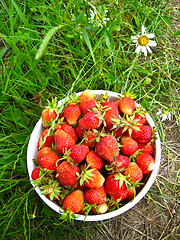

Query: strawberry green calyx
[
  {"left": 65, "top": 92, "right": 80, "bottom": 105},
  {"left": 133, "top": 106, "right": 147, "bottom": 117},
  {"left": 44, "top": 97, "right": 58, "bottom": 115},
  {"left": 112, "top": 115, "right": 141, "bottom": 137},
  {"left": 122, "top": 91, "right": 137, "bottom": 99},
  {"left": 76, "top": 164, "right": 94, "bottom": 186},
  {"left": 40, "top": 179, "right": 62, "bottom": 200},
  {"left": 59, "top": 208, "right": 77, "bottom": 224}
]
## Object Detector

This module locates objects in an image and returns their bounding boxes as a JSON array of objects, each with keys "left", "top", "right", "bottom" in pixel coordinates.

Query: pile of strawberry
[{"left": 31, "top": 90, "right": 156, "bottom": 218}]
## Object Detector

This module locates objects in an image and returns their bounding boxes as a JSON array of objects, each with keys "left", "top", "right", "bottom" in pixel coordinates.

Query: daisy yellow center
[{"left": 138, "top": 35, "right": 149, "bottom": 46}]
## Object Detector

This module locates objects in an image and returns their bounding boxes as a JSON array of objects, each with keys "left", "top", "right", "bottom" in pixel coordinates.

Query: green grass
[{"left": 0, "top": 0, "right": 179, "bottom": 239}]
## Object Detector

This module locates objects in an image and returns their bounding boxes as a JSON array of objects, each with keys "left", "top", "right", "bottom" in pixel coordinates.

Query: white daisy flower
[
  {"left": 88, "top": 9, "right": 110, "bottom": 28},
  {"left": 131, "top": 25, "right": 157, "bottom": 56},
  {"left": 157, "top": 109, "right": 172, "bottom": 122}
]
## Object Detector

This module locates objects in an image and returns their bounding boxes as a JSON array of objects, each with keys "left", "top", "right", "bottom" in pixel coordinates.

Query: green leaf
[
  {"left": 0, "top": 47, "right": 8, "bottom": 60},
  {"left": 82, "top": 28, "right": 95, "bottom": 63},
  {"left": 75, "top": 12, "right": 84, "bottom": 25},
  {"left": 11, "top": 0, "right": 29, "bottom": 27},
  {"left": 104, "top": 30, "right": 114, "bottom": 52},
  {"left": 35, "top": 25, "right": 64, "bottom": 60}
]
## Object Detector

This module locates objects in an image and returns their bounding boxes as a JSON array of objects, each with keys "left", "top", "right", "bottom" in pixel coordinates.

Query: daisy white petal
[
  {"left": 131, "top": 36, "right": 139, "bottom": 40},
  {"left": 148, "top": 40, "right": 157, "bottom": 47},
  {"left": 141, "top": 25, "right": 146, "bottom": 35},
  {"left": 135, "top": 45, "right": 141, "bottom": 54},
  {"left": 146, "top": 33, "right": 155, "bottom": 38},
  {"left": 146, "top": 45, "right": 152, "bottom": 53},
  {"left": 161, "top": 114, "right": 167, "bottom": 122},
  {"left": 157, "top": 110, "right": 162, "bottom": 115},
  {"left": 168, "top": 113, "right": 172, "bottom": 120},
  {"left": 141, "top": 46, "right": 147, "bottom": 56}
]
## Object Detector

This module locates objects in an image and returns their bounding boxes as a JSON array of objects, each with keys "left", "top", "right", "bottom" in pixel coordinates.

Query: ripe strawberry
[
  {"left": 126, "top": 186, "right": 135, "bottom": 201},
  {"left": 40, "top": 151, "right": 60, "bottom": 171},
  {"left": 38, "top": 128, "right": 54, "bottom": 149},
  {"left": 102, "top": 101, "right": 119, "bottom": 131},
  {"left": 41, "top": 98, "right": 58, "bottom": 128},
  {"left": 75, "top": 123, "right": 85, "bottom": 138},
  {"left": 114, "top": 155, "right": 130, "bottom": 171},
  {"left": 86, "top": 150, "right": 103, "bottom": 170},
  {"left": 84, "top": 186, "right": 106, "bottom": 205},
  {"left": 82, "top": 130, "right": 96, "bottom": 147},
  {"left": 55, "top": 123, "right": 78, "bottom": 142},
  {"left": 138, "top": 142, "right": 154, "bottom": 155},
  {"left": 95, "top": 135, "right": 119, "bottom": 162},
  {"left": 36, "top": 147, "right": 52, "bottom": 164},
  {"left": 80, "top": 99, "right": 98, "bottom": 114},
  {"left": 79, "top": 112, "right": 101, "bottom": 130},
  {"left": 63, "top": 190, "right": 84, "bottom": 213},
  {"left": 79, "top": 89, "right": 95, "bottom": 102},
  {"left": 132, "top": 125, "right": 153, "bottom": 144},
  {"left": 104, "top": 174, "right": 126, "bottom": 195},
  {"left": 135, "top": 153, "right": 155, "bottom": 174},
  {"left": 64, "top": 103, "right": 81, "bottom": 125},
  {"left": 114, "top": 128, "right": 128, "bottom": 138},
  {"left": 111, "top": 185, "right": 128, "bottom": 202},
  {"left": 132, "top": 107, "right": 147, "bottom": 125},
  {"left": 124, "top": 162, "right": 143, "bottom": 183},
  {"left": 118, "top": 97, "right": 135, "bottom": 115},
  {"left": 120, "top": 136, "right": 139, "bottom": 156},
  {"left": 133, "top": 113, "right": 146, "bottom": 125},
  {"left": 56, "top": 161, "right": 80, "bottom": 186},
  {"left": 69, "top": 144, "right": 89, "bottom": 164},
  {"left": 83, "top": 169, "right": 105, "bottom": 188},
  {"left": 54, "top": 130, "right": 75, "bottom": 154},
  {"left": 31, "top": 167, "right": 41, "bottom": 180}
]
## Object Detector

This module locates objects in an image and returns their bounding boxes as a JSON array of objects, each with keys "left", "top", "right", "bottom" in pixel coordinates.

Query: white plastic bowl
[{"left": 27, "top": 90, "right": 161, "bottom": 221}]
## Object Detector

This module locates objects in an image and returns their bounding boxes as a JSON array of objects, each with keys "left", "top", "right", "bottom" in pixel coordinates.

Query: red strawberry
[
  {"left": 135, "top": 153, "right": 155, "bottom": 174},
  {"left": 41, "top": 98, "right": 58, "bottom": 128},
  {"left": 132, "top": 125, "right": 153, "bottom": 144},
  {"left": 102, "top": 101, "right": 119, "bottom": 131},
  {"left": 118, "top": 97, "right": 135, "bottom": 115},
  {"left": 40, "top": 151, "right": 60, "bottom": 171},
  {"left": 56, "top": 161, "right": 80, "bottom": 186},
  {"left": 79, "top": 112, "right": 101, "bottom": 130},
  {"left": 82, "top": 130, "right": 96, "bottom": 147},
  {"left": 75, "top": 123, "right": 85, "bottom": 138},
  {"left": 95, "top": 135, "right": 119, "bottom": 162},
  {"left": 36, "top": 147, "right": 52, "bottom": 164},
  {"left": 114, "top": 128, "right": 128, "bottom": 138},
  {"left": 64, "top": 103, "right": 81, "bottom": 125},
  {"left": 120, "top": 136, "right": 139, "bottom": 156},
  {"left": 126, "top": 186, "right": 135, "bottom": 201},
  {"left": 54, "top": 130, "right": 75, "bottom": 154},
  {"left": 79, "top": 89, "right": 95, "bottom": 102},
  {"left": 133, "top": 113, "right": 146, "bottom": 125},
  {"left": 138, "top": 142, "right": 154, "bottom": 155},
  {"left": 38, "top": 128, "right": 54, "bottom": 149},
  {"left": 69, "top": 145, "right": 89, "bottom": 164},
  {"left": 80, "top": 99, "right": 98, "bottom": 114},
  {"left": 114, "top": 155, "right": 130, "bottom": 171},
  {"left": 104, "top": 174, "right": 126, "bottom": 195},
  {"left": 86, "top": 150, "right": 103, "bottom": 170},
  {"left": 63, "top": 190, "right": 84, "bottom": 213},
  {"left": 84, "top": 186, "right": 106, "bottom": 205},
  {"left": 124, "top": 162, "right": 143, "bottom": 183},
  {"left": 55, "top": 123, "right": 78, "bottom": 142},
  {"left": 83, "top": 169, "right": 105, "bottom": 188},
  {"left": 31, "top": 167, "right": 41, "bottom": 180},
  {"left": 111, "top": 185, "right": 128, "bottom": 202}
]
